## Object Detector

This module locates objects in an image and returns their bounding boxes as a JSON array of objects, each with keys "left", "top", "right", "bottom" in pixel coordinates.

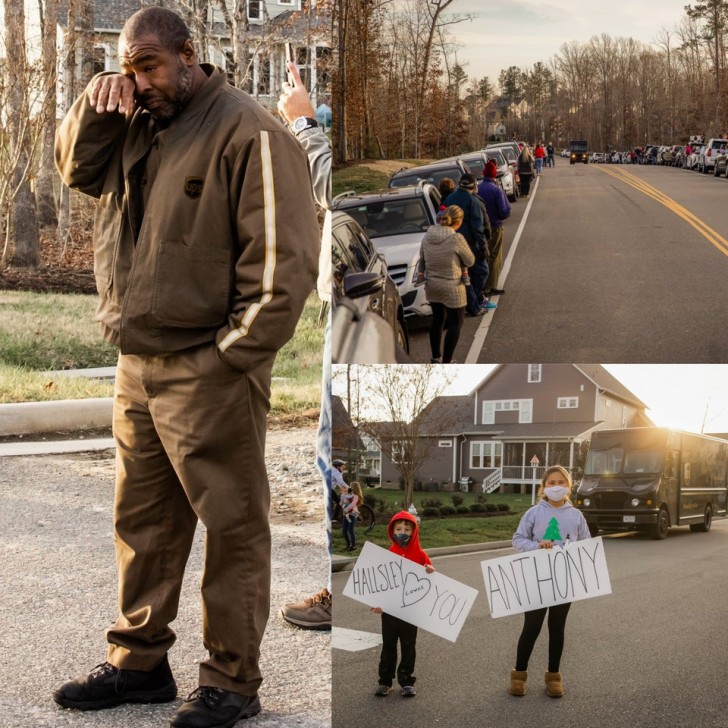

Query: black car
[
  {"left": 331, "top": 210, "right": 409, "bottom": 363},
  {"left": 388, "top": 159, "right": 469, "bottom": 189}
]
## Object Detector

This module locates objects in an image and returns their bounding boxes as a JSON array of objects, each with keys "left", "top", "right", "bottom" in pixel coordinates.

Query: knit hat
[
  {"left": 483, "top": 160, "right": 498, "bottom": 178},
  {"left": 458, "top": 173, "right": 477, "bottom": 190}
]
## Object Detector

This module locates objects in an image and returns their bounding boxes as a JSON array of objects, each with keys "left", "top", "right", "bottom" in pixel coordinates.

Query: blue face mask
[{"left": 393, "top": 533, "right": 411, "bottom": 547}]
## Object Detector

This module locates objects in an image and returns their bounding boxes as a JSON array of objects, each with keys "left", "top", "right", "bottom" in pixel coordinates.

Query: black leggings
[
  {"left": 515, "top": 602, "right": 571, "bottom": 672},
  {"left": 429, "top": 302, "right": 464, "bottom": 363}
]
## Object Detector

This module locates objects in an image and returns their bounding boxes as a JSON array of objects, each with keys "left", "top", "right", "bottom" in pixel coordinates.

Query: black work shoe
[
  {"left": 170, "top": 687, "right": 261, "bottom": 728},
  {"left": 53, "top": 655, "right": 177, "bottom": 710}
]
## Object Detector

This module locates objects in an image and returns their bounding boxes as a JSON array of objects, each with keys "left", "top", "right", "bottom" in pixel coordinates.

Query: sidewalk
[{"left": 0, "top": 410, "right": 330, "bottom": 727}]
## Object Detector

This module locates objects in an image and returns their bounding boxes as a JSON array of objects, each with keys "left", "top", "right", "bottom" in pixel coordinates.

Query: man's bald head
[{"left": 120, "top": 7, "right": 191, "bottom": 54}]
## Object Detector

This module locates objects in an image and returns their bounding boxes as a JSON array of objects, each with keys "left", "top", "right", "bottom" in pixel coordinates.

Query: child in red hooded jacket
[{"left": 371, "top": 511, "right": 436, "bottom": 698}]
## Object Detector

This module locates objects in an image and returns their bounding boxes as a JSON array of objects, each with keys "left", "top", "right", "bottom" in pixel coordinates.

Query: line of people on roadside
[{"left": 415, "top": 140, "right": 555, "bottom": 365}]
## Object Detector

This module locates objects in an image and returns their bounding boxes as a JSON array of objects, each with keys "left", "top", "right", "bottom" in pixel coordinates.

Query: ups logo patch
[{"left": 184, "top": 176, "right": 204, "bottom": 199}]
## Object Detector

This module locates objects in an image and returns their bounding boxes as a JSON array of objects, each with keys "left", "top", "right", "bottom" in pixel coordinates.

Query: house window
[
  {"left": 483, "top": 400, "right": 532, "bottom": 424},
  {"left": 605, "top": 397, "right": 612, "bottom": 407},
  {"left": 528, "top": 364, "right": 542, "bottom": 383},
  {"left": 470, "top": 442, "right": 503, "bottom": 469},
  {"left": 248, "top": 0, "right": 262, "bottom": 20},
  {"left": 557, "top": 397, "right": 579, "bottom": 409},
  {"left": 93, "top": 45, "right": 109, "bottom": 75},
  {"left": 391, "top": 441, "right": 408, "bottom": 463},
  {"left": 438, "top": 440, "right": 452, "bottom": 448},
  {"left": 279, "top": 0, "right": 296, "bottom": 4}
]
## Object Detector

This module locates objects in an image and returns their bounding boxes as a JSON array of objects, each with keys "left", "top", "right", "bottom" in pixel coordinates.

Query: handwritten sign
[
  {"left": 343, "top": 541, "right": 478, "bottom": 642},
  {"left": 481, "top": 537, "right": 611, "bottom": 618}
]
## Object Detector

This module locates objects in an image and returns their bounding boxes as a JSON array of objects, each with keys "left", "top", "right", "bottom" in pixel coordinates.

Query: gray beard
[{"left": 150, "top": 62, "right": 194, "bottom": 123}]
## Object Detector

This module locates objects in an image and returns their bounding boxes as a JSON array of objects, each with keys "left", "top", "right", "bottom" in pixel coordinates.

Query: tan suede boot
[
  {"left": 509, "top": 669, "right": 527, "bottom": 696},
  {"left": 545, "top": 671, "right": 564, "bottom": 697}
]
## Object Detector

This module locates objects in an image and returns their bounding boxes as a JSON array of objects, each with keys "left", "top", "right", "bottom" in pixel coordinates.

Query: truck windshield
[
  {"left": 584, "top": 447, "right": 623, "bottom": 475},
  {"left": 585, "top": 448, "right": 663, "bottom": 475}
]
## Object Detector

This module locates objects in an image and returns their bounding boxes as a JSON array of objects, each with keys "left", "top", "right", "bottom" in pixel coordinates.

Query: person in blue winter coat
[
  {"left": 508, "top": 465, "right": 590, "bottom": 699},
  {"left": 477, "top": 161, "right": 511, "bottom": 298}
]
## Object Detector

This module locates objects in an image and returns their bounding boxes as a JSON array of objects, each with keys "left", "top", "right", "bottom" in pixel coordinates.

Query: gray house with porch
[{"left": 369, "top": 364, "right": 653, "bottom": 493}]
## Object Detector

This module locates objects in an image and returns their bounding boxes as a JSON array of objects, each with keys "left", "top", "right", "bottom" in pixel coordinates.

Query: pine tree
[{"left": 543, "top": 517, "right": 563, "bottom": 541}]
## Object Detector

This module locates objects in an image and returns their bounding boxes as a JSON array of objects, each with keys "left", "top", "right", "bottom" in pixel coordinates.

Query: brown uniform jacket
[{"left": 55, "top": 66, "right": 320, "bottom": 374}]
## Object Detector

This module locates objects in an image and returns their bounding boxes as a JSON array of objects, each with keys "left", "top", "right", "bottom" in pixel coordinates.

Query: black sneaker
[
  {"left": 53, "top": 655, "right": 177, "bottom": 710},
  {"left": 170, "top": 687, "right": 261, "bottom": 728}
]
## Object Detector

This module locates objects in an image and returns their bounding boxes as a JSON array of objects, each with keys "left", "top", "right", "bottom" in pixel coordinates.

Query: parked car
[
  {"left": 331, "top": 210, "right": 409, "bottom": 362},
  {"left": 686, "top": 145, "right": 702, "bottom": 170},
  {"left": 333, "top": 182, "right": 442, "bottom": 318},
  {"left": 439, "top": 149, "right": 520, "bottom": 202},
  {"left": 388, "top": 159, "right": 468, "bottom": 189},
  {"left": 713, "top": 151, "right": 728, "bottom": 177},
  {"left": 482, "top": 147, "right": 520, "bottom": 202},
  {"left": 698, "top": 138, "right": 728, "bottom": 174}
]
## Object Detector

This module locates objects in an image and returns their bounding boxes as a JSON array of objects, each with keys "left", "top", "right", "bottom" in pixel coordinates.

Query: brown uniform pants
[
  {"left": 485, "top": 225, "right": 504, "bottom": 292},
  {"left": 106, "top": 344, "right": 271, "bottom": 696}
]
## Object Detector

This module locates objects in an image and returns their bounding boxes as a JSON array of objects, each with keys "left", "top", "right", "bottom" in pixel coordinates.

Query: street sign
[{"left": 530, "top": 454, "right": 540, "bottom": 465}]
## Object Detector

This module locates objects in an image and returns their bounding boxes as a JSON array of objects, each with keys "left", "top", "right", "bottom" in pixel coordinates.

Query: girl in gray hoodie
[{"left": 509, "top": 466, "right": 590, "bottom": 699}]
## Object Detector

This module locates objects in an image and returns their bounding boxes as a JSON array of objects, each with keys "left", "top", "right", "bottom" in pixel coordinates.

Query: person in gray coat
[{"left": 416, "top": 205, "right": 475, "bottom": 363}]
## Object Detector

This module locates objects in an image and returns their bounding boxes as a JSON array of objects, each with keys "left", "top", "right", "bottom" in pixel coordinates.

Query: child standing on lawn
[
  {"left": 509, "top": 465, "right": 590, "bottom": 698},
  {"left": 371, "top": 511, "right": 436, "bottom": 698},
  {"left": 340, "top": 481, "right": 362, "bottom": 551}
]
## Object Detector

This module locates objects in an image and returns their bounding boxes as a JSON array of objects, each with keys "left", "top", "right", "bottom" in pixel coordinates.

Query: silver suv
[
  {"left": 697, "top": 138, "right": 728, "bottom": 174},
  {"left": 332, "top": 182, "right": 442, "bottom": 318}
]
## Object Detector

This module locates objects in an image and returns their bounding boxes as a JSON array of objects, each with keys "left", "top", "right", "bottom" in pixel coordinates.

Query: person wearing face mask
[
  {"left": 370, "top": 511, "right": 436, "bottom": 698},
  {"left": 509, "top": 466, "right": 590, "bottom": 699}
]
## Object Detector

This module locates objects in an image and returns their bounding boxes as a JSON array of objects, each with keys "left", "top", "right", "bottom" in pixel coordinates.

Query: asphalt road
[
  {"left": 0, "top": 430, "right": 330, "bottom": 728},
  {"left": 406, "top": 162, "right": 728, "bottom": 363},
  {"left": 332, "top": 520, "right": 728, "bottom": 728}
]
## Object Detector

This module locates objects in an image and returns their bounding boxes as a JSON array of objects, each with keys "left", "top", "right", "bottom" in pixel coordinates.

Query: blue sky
[{"left": 449, "top": 0, "right": 691, "bottom": 83}]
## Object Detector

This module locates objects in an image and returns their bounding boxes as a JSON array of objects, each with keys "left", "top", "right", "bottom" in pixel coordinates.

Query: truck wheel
[
  {"left": 651, "top": 507, "right": 669, "bottom": 540},
  {"left": 588, "top": 522, "right": 600, "bottom": 538},
  {"left": 690, "top": 506, "right": 712, "bottom": 533}
]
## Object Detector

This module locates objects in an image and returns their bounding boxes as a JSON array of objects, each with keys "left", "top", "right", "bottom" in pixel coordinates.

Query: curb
[
  {"left": 332, "top": 539, "right": 512, "bottom": 572},
  {"left": 0, "top": 398, "right": 113, "bottom": 437}
]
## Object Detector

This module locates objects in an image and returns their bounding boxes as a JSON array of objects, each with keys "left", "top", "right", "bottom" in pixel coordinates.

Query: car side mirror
[{"left": 343, "top": 271, "right": 385, "bottom": 299}]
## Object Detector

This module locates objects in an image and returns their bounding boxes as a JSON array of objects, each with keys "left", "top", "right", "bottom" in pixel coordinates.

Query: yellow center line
[{"left": 597, "top": 166, "right": 728, "bottom": 258}]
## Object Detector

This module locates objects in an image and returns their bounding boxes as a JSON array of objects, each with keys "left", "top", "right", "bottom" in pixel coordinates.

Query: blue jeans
[
  {"left": 342, "top": 513, "right": 356, "bottom": 548},
  {"left": 535, "top": 158, "right": 543, "bottom": 174},
  {"left": 466, "top": 258, "right": 489, "bottom": 314}
]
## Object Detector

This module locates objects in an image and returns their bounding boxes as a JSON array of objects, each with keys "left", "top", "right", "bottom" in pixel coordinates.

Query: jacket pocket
[
  {"left": 152, "top": 240, "right": 231, "bottom": 327},
  {"left": 93, "top": 200, "right": 123, "bottom": 294}
]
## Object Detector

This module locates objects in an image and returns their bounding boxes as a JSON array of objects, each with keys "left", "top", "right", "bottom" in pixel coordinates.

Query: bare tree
[
  {"left": 36, "top": 0, "right": 59, "bottom": 228},
  {"left": 2, "top": 0, "right": 41, "bottom": 267},
  {"left": 356, "top": 364, "right": 454, "bottom": 508}
]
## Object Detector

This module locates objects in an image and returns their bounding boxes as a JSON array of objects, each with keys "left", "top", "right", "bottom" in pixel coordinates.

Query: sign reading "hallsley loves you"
[
  {"left": 481, "top": 537, "right": 612, "bottom": 618},
  {"left": 343, "top": 541, "right": 478, "bottom": 642}
]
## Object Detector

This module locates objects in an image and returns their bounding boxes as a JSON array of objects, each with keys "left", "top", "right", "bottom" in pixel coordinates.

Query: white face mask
[{"left": 544, "top": 485, "right": 570, "bottom": 501}]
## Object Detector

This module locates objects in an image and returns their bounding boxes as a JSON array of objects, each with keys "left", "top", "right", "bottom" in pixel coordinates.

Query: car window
[
  {"left": 339, "top": 199, "right": 430, "bottom": 237},
  {"left": 461, "top": 156, "right": 486, "bottom": 177},
  {"left": 332, "top": 222, "right": 372, "bottom": 297},
  {"left": 391, "top": 167, "right": 463, "bottom": 188}
]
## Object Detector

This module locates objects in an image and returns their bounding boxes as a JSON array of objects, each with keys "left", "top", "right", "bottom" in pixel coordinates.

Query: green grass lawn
[
  {"left": 333, "top": 489, "right": 533, "bottom": 556},
  {"left": 333, "top": 513, "right": 522, "bottom": 556},
  {"left": 333, "top": 159, "right": 435, "bottom": 196},
  {"left": 0, "top": 290, "right": 324, "bottom": 408}
]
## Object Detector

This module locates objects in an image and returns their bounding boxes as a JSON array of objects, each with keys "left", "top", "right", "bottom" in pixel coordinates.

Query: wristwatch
[{"left": 292, "top": 116, "right": 318, "bottom": 134}]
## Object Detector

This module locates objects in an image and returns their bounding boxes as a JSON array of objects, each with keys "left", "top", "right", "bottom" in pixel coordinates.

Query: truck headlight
[
  {"left": 583, "top": 498, "right": 591, "bottom": 507},
  {"left": 631, "top": 498, "right": 640, "bottom": 507}
]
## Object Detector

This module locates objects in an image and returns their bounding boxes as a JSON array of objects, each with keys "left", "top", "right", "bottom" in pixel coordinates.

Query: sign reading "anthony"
[
  {"left": 343, "top": 541, "right": 478, "bottom": 642},
  {"left": 481, "top": 537, "right": 612, "bottom": 618}
]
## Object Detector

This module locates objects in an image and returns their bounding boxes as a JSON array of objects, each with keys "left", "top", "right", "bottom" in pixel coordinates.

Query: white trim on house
[
  {"left": 528, "top": 364, "right": 542, "bottom": 383},
  {"left": 482, "top": 399, "right": 533, "bottom": 424},
  {"left": 557, "top": 396, "right": 579, "bottom": 408}
]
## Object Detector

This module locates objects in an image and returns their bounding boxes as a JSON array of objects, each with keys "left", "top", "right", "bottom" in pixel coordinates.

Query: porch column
[
  {"left": 569, "top": 440, "right": 575, "bottom": 471},
  {"left": 309, "top": 44, "right": 318, "bottom": 105}
]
